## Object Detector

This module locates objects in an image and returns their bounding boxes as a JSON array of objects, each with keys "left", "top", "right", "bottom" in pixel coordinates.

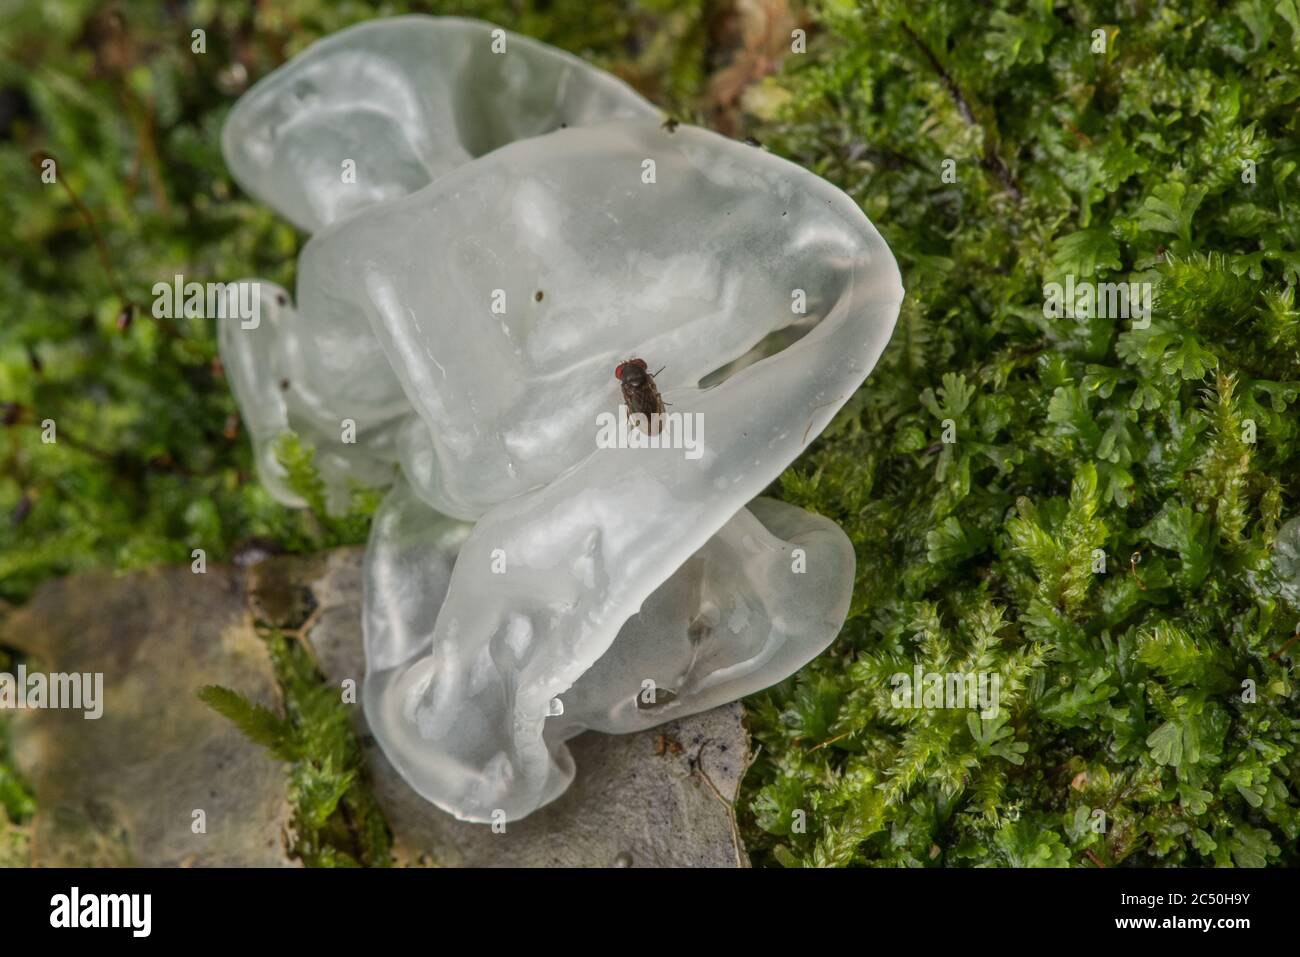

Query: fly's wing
[
  {"left": 619, "top": 380, "right": 638, "bottom": 422},
  {"left": 621, "top": 380, "right": 665, "bottom": 434},
  {"left": 649, "top": 387, "right": 665, "bottom": 433},
  {"left": 640, "top": 383, "right": 666, "bottom": 435}
]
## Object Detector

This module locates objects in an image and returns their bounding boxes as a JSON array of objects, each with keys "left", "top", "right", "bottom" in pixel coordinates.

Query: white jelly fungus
[{"left": 219, "top": 16, "right": 903, "bottom": 821}]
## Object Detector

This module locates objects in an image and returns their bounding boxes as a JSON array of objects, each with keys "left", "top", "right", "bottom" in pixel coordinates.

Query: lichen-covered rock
[
  {"left": 3, "top": 566, "right": 295, "bottom": 867},
  {"left": 4, "top": 551, "right": 750, "bottom": 867}
]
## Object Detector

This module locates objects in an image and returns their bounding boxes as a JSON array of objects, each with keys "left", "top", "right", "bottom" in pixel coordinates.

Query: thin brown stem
[
  {"left": 32, "top": 151, "right": 131, "bottom": 306},
  {"left": 1270, "top": 629, "right": 1300, "bottom": 662},
  {"left": 691, "top": 739, "right": 747, "bottom": 868},
  {"left": 899, "top": 23, "right": 1023, "bottom": 202}
]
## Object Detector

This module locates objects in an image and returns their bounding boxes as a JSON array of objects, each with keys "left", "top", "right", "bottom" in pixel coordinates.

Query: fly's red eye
[
  {"left": 614, "top": 362, "right": 625, "bottom": 380},
  {"left": 632, "top": 358, "right": 648, "bottom": 371}
]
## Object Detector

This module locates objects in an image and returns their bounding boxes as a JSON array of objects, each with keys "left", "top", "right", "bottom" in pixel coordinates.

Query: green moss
[
  {"left": 199, "top": 624, "right": 393, "bottom": 867},
  {"left": 738, "top": 0, "right": 1300, "bottom": 867},
  {"left": 0, "top": 649, "right": 34, "bottom": 866},
  {"left": 198, "top": 432, "right": 392, "bottom": 866}
]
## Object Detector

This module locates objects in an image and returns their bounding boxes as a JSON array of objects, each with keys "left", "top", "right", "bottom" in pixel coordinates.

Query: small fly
[{"left": 614, "top": 357, "right": 666, "bottom": 434}]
